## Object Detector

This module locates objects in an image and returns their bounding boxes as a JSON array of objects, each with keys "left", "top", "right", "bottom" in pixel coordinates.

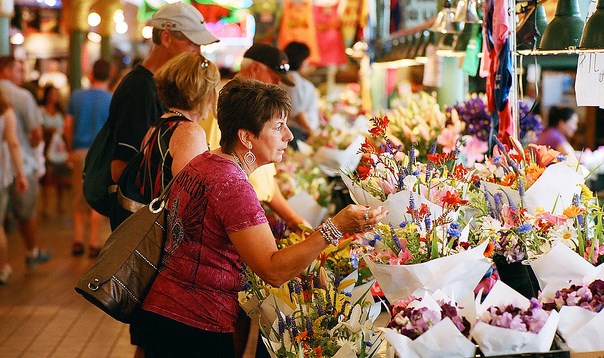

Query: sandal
[
  {"left": 88, "top": 246, "right": 101, "bottom": 259},
  {"left": 71, "top": 242, "right": 85, "bottom": 256}
]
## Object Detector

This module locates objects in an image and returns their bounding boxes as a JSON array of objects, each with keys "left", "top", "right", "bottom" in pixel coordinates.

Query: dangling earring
[{"left": 244, "top": 150, "right": 256, "bottom": 165}]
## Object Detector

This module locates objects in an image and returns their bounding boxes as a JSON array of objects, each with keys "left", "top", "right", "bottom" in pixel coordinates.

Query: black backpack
[{"left": 83, "top": 120, "right": 115, "bottom": 216}]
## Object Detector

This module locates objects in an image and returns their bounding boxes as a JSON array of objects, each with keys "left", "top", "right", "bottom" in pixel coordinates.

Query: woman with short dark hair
[
  {"left": 140, "top": 77, "right": 388, "bottom": 357},
  {"left": 536, "top": 106, "right": 579, "bottom": 155}
]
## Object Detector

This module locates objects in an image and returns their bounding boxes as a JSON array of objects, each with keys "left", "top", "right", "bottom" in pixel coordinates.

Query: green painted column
[
  {"left": 0, "top": 0, "right": 13, "bottom": 56},
  {"left": 0, "top": 17, "right": 9, "bottom": 56},
  {"left": 100, "top": 37, "right": 112, "bottom": 62},
  {"left": 436, "top": 57, "right": 467, "bottom": 107},
  {"left": 97, "top": 0, "right": 120, "bottom": 62},
  {"left": 69, "top": 30, "right": 86, "bottom": 91}
]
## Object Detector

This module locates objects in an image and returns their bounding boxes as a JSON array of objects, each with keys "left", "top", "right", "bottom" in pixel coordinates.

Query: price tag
[{"left": 574, "top": 0, "right": 604, "bottom": 108}]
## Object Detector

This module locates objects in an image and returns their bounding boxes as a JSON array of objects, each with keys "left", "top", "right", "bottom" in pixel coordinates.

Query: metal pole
[{"left": 508, "top": 0, "right": 519, "bottom": 139}]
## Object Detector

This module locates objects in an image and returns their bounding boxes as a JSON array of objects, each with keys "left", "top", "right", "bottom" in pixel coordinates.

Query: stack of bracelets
[{"left": 317, "top": 218, "right": 343, "bottom": 246}]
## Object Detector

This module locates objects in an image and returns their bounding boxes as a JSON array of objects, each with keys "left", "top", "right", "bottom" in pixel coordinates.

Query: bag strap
[{"left": 148, "top": 171, "right": 180, "bottom": 214}]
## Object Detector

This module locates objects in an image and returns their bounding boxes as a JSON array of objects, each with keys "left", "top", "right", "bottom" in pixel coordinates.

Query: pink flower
[
  {"left": 459, "top": 135, "right": 488, "bottom": 166},
  {"left": 437, "top": 126, "right": 460, "bottom": 153}
]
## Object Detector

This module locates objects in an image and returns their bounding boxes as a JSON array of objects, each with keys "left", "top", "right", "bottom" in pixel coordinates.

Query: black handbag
[{"left": 74, "top": 177, "right": 175, "bottom": 323}]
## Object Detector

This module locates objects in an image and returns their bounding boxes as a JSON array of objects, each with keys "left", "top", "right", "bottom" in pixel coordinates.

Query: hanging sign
[{"left": 575, "top": 0, "right": 604, "bottom": 109}]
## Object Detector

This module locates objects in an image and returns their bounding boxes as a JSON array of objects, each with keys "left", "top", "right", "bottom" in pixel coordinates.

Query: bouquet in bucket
[
  {"left": 476, "top": 138, "right": 584, "bottom": 216},
  {"left": 382, "top": 291, "right": 476, "bottom": 358},
  {"left": 540, "top": 278, "right": 604, "bottom": 352},
  {"left": 471, "top": 280, "right": 560, "bottom": 356},
  {"left": 258, "top": 269, "right": 384, "bottom": 358},
  {"left": 341, "top": 115, "right": 475, "bottom": 227}
]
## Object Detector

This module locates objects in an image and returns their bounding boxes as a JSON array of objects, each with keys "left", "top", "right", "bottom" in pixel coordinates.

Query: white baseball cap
[{"left": 149, "top": 2, "right": 219, "bottom": 46}]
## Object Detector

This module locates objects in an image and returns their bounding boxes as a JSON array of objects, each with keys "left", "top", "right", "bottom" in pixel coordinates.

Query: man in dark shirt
[{"left": 108, "top": 1, "right": 218, "bottom": 204}]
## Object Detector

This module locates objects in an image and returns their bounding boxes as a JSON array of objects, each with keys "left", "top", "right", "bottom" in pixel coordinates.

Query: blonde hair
[{"left": 155, "top": 52, "right": 220, "bottom": 117}]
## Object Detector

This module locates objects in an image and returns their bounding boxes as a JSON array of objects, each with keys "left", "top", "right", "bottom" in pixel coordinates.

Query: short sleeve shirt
[
  {"left": 108, "top": 65, "right": 165, "bottom": 162},
  {"left": 142, "top": 152, "right": 268, "bottom": 333},
  {"left": 67, "top": 88, "right": 112, "bottom": 150}
]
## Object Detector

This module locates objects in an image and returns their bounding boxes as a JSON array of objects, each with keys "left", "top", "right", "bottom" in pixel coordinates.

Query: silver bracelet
[{"left": 317, "top": 218, "right": 343, "bottom": 246}]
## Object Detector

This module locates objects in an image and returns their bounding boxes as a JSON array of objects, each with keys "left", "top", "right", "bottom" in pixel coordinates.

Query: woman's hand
[{"left": 330, "top": 205, "right": 389, "bottom": 234}]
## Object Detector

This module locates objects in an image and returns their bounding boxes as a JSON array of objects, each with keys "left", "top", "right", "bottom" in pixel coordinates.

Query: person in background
[
  {"left": 235, "top": 43, "right": 310, "bottom": 357},
  {"left": 39, "top": 85, "right": 68, "bottom": 217},
  {"left": 64, "top": 59, "right": 113, "bottom": 259},
  {"left": 0, "top": 55, "right": 52, "bottom": 268},
  {"left": 535, "top": 106, "right": 578, "bottom": 155},
  {"left": 237, "top": 43, "right": 309, "bottom": 230},
  {"left": 102, "top": 3, "right": 218, "bottom": 355},
  {"left": 282, "top": 41, "right": 320, "bottom": 149},
  {"left": 140, "top": 77, "right": 388, "bottom": 357},
  {"left": 0, "top": 93, "right": 29, "bottom": 284},
  {"left": 108, "top": 1, "right": 219, "bottom": 199}
]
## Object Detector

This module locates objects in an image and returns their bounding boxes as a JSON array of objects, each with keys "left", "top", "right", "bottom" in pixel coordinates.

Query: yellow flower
[{"left": 579, "top": 184, "right": 594, "bottom": 202}]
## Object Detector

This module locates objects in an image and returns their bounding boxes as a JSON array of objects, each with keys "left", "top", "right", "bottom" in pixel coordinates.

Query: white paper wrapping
[
  {"left": 482, "top": 162, "right": 584, "bottom": 215},
  {"left": 286, "top": 191, "right": 329, "bottom": 228},
  {"left": 383, "top": 292, "right": 476, "bottom": 358},
  {"left": 530, "top": 243, "right": 604, "bottom": 292},
  {"left": 472, "top": 280, "right": 560, "bottom": 356},
  {"left": 364, "top": 241, "right": 491, "bottom": 302}
]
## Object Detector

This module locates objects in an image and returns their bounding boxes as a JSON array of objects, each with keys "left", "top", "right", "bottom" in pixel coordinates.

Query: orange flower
[
  {"left": 563, "top": 205, "right": 584, "bottom": 218},
  {"left": 525, "top": 163, "right": 545, "bottom": 183},
  {"left": 500, "top": 172, "right": 518, "bottom": 187},
  {"left": 294, "top": 329, "right": 308, "bottom": 343},
  {"left": 528, "top": 144, "right": 560, "bottom": 167},
  {"left": 483, "top": 241, "right": 495, "bottom": 257}
]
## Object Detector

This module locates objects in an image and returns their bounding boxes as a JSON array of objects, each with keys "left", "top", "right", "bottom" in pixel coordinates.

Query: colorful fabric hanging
[
  {"left": 250, "top": 0, "right": 282, "bottom": 45},
  {"left": 277, "top": 0, "right": 321, "bottom": 64},
  {"left": 313, "top": 2, "right": 347, "bottom": 66}
]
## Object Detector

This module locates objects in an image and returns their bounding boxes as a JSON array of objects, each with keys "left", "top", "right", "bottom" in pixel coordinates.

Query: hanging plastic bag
[{"left": 47, "top": 131, "right": 68, "bottom": 164}]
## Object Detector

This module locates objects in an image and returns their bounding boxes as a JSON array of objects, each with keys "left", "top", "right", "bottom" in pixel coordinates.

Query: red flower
[
  {"left": 427, "top": 152, "right": 457, "bottom": 164},
  {"left": 452, "top": 163, "right": 469, "bottom": 180},
  {"left": 360, "top": 137, "right": 377, "bottom": 154},
  {"left": 356, "top": 163, "right": 372, "bottom": 180},
  {"left": 442, "top": 190, "right": 468, "bottom": 207},
  {"left": 369, "top": 116, "right": 389, "bottom": 137}
]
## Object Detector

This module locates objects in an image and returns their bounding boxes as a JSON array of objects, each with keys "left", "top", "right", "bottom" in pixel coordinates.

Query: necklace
[
  {"left": 168, "top": 109, "right": 186, "bottom": 117},
  {"left": 230, "top": 152, "right": 247, "bottom": 177}
]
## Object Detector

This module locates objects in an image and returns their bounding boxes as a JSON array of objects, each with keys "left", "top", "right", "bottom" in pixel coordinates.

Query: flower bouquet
[
  {"left": 471, "top": 280, "right": 560, "bottom": 356},
  {"left": 382, "top": 291, "right": 476, "bottom": 358},
  {"left": 341, "top": 116, "right": 473, "bottom": 227},
  {"left": 541, "top": 279, "right": 604, "bottom": 352},
  {"left": 259, "top": 270, "right": 384, "bottom": 357},
  {"left": 476, "top": 139, "right": 584, "bottom": 215},
  {"left": 385, "top": 91, "right": 447, "bottom": 160}
]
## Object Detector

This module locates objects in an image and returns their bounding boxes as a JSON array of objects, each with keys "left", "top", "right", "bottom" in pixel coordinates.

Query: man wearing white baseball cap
[{"left": 102, "top": 1, "right": 218, "bottom": 355}]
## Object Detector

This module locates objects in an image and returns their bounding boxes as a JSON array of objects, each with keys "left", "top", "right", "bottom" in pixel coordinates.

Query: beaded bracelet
[{"left": 317, "top": 218, "right": 343, "bottom": 246}]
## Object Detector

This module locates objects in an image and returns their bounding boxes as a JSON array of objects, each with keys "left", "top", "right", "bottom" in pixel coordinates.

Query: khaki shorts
[{"left": 9, "top": 174, "right": 39, "bottom": 221}]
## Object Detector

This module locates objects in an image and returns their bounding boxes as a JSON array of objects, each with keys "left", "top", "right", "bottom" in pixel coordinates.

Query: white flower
[
  {"left": 549, "top": 221, "right": 578, "bottom": 249},
  {"left": 480, "top": 216, "right": 503, "bottom": 237},
  {"left": 403, "top": 175, "right": 418, "bottom": 190}
]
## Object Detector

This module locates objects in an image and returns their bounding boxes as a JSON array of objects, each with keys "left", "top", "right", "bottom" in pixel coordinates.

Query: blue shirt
[{"left": 67, "top": 88, "right": 112, "bottom": 150}]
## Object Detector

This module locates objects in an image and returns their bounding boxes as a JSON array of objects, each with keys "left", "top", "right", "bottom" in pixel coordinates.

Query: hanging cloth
[
  {"left": 250, "top": 0, "right": 282, "bottom": 45},
  {"left": 277, "top": 0, "right": 321, "bottom": 64},
  {"left": 313, "top": 2, "right": 347, "bottom": 66}
]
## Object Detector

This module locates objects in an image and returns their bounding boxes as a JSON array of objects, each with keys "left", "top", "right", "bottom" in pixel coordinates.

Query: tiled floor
[{"left": 0, "top": 188, "right": 135, "bottom": 358}]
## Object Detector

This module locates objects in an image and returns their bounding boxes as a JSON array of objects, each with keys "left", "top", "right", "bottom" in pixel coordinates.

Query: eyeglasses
[{"left": 275, "top": 63, "right": 290, "bottom": 73}]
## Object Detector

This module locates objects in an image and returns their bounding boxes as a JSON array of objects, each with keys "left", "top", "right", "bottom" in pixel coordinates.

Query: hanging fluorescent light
[
  {"left": 579, "top": 0, "right": 604, "bottom": 49},
  {"left": 539, "top": 0, "right": 584, "bottom": 51}
]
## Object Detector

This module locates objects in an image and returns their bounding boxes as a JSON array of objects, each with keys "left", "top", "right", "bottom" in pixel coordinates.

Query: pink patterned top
[{"left": 142, "top": 152, "right": 268, "bottom": 332}]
